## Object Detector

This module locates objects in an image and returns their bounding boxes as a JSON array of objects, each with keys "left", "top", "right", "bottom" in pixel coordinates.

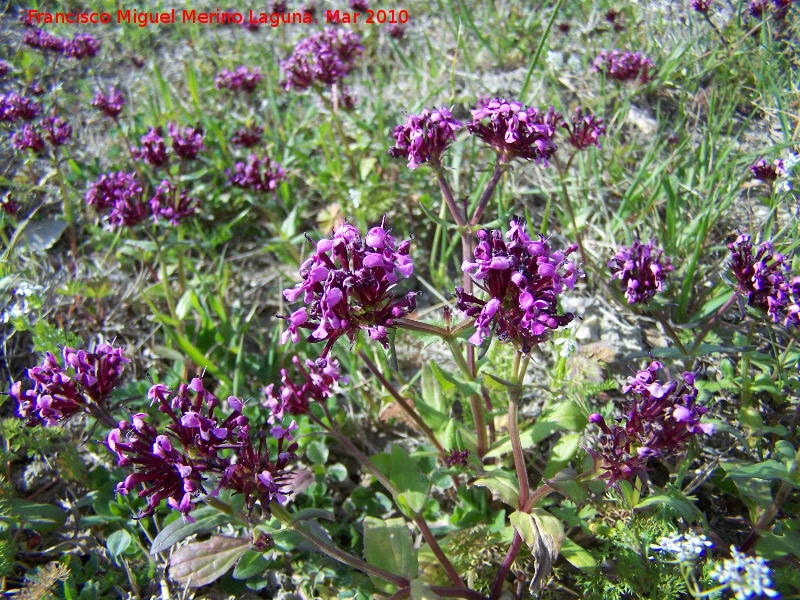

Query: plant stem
[
  {"left": 431, "top": 587, "right": 488, "bottom": 600},
  {"left": 445, "top": 338, "right": 488, "bottom": 457},
  {"left": 554, "top": 156, "right": 590, "bottom": 276},
  {"left": 654, "top": 313, "right": 689, "bottom": 356},
  {"left": 688, "top": 292, "right": 738, "bottom": 356},
  {"left": 357, "top": 351, "right": 445, "bottom": 454},
  {"left": 488, "top": 531, "right": 522, "bottom": 600},
  {"left": 394, "top": 317, "right": 451, "bottom": 340},
  {"left": 432, "top": 161, "right": 466, "bottom": 228},
  {"left": 469, "top": 162, "right": 504, "bottom": 227},
  {"left": 509, "top": 352, "right": 529, "bottom": 509}
]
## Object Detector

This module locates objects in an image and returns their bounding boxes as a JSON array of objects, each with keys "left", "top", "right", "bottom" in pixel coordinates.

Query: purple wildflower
[
  {"left": 593, "top": 50, "right": 656, "bottom": 83},
  {"left": 228, "top": 154, "right": 286, "bottom": 193},
  {"left": 692, "top": 0, "right": 712, "bottom": 11},
  {"left": 231, "top": 125, "right": 263, "bottom": 148},
  {"left": 64, "top": 34, "right": 101, "bottom": 60},
  {"left": 29, "top": 82, "right": 45, "bottom": 96},
  {"left": 774, "top": 0, "right": 793, "bottom": 18},
  {"left": 23, "top": 29, "right": 67, "bottom": 54},
  {"left": 387, "top": 23, "right": 407, "bottom": 39},
  {"left": 168, "top": 123, "right": 204, "bottom": 161},
  {"left": 467, "top": 98, "right": 559, "bottom": 165},
  {"left": 272, "top": 0, "right": 289, "bottom": 11},
  {"left": 85, "top": 172, "right": 143, "bottom": 213},
  {"left": 149, "top": 180, "right": 197, "bottom": 225},
  {"left": 388, "top": 107, "right": 463, "bottom": 169},
  {"left": 1, "top": 194, "right": 21, "bottom": 216},
  {"left": 563, "top": 107, "right": 606, "bottom": 150},
  {"left": 350, "top": 0, "right": 370, "bottom": 10},
  {"left": 12, "top": 125, "right": 46, "bottom": 154},
  {"left": 608, "top": 240, "right": 674, "bottom": 305},
  {"left": 91, "top": 87, "right": 125, "bottom": 119},
  {"left": 445, "top": 450, "right": 470, "bottom": 467},
  {"left": 280, "top": 28, "right": 363, "bottom": 91},
  {"left": 281, "top": 220, "right": 417, "bottom": 356},
  {"left": 0, "top": 93, "right": 39, "bottom": 123},
  {"left": 9, "top": 342, "right": 129, "bottom": 427},
  {"left": 0, "top": 61, "right": 9, "bottom": 77},
  {"left": 750, "top": 159, "right": 785, "bottom": 183},
  {"left": 727, "top": 234, "right": 798, "bottom": 326},
  {"left": 263, "top": 356, "right": 344, "bottom": 422},
  {"left": 456, "top": 219, "right": 582, "bottom": 353},
  {"left": 748, "top": 0, "right": 770, "bottom": 16},
  {"left": 589, "top": 362, "right": 711, "bottom": 485},
  {"left": 300, "top": 2, "right": 317, "bottom": 17},
  {"left": 40, "top": 117, "right": 72, "bottom": 146},
  {"left": 215, "top": 67, "right": 263, "bottom": 93},
  {"left": 133, "top": 127, "right": 169, "bottom": 168}
]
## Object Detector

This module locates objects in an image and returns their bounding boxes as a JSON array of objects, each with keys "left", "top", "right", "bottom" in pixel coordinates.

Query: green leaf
[
  {"left": 150, "top": 505, "right": 230, "bottom": 554},
  {"left": 725, "top": 460, "right": 799, "bottom": 487},
  {"left": 398, "top": 491, "right": 427, "bottom": 514},
  {"left": 232, "top": 550, "right": 269, "bottom": 580},
  {"left": 386, "top": 328, "right": 399, "bottom": 372},
  {"left": 544, "top": 469, "right": 588, "bottom": 505},
  {"left": 542, "top": 433, "right": 582, "bottom": 479},
  {"left": 291, "top": 508, "right": 336, "bottom": 523},
  {"left": 486, "top": 401, "right": 587, "bottom": 458},
  {"left": 327, "top": 463, "right": 348, "bottom": 482},
  {"left": 306, "top": 440, "right": 329, "bottom": 465},
  {"left": 372, "top": 445, "right": 430, "bottom": 495},
  {"left": 509, "top": 509, "right": 565, "bottom": 592},
  {"left": 430, "top": 361, "right": 482, "bottom": 397},
  {"left": 359, "top": 157, "right": 377, "bottom": 181},
  {"left": 106, "top": 530, "right": 131, "bottom": 557},
  {"left": 169, "top": 536, "right": 250, "bottom": 588},
  {"left": 472, "top": 469, "right": 520, "bottom": 508},
  {"left": 410, "top": 578, "right": 442, "bottom": 600},
  {"left": 635, "top": 492, "right": 705, "bottom": 524},
  {"left": 7, "top": 498, "right": 66, "bottom": 533},
  {"left": 363, "top": 517, "right": 418, "bottom": 592},
  {"left": 560, "top": 538, "right": 597, "bottom": 571}
]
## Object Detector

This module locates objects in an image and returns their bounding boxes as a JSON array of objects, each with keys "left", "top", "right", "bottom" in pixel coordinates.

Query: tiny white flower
[
  {"left": 652, "top": 531, "right": 713, "bottom": 562},
  {"left": 710, "top": 546, "right": 779, "bottom": 599},
  {"left": 567, "top": 55, "right": 582, "bottom": 73},
  {"left": 546, "top": 50, "right": 564, "bottom": 71}
]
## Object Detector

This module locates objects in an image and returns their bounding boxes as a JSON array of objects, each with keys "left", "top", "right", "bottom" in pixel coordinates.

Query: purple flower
[
  {"left": 456, "top": 219, "right": 582, "bottom": 353},
  {"left": 300, "top": 2, "right": 317, "bottom": 17},
  {"left": 588, "top": 362, "right": 712, "bottom": 485},
  {"left": 281, "top": 220, "right": 417, "bottom": 356},
  {"left": 40, "top": 117, "right": 72, "bottom": 146},
  {"left": 149, "top": 180, "right": 197, "bottom": 225},
  {"left": 133, "top": 127, "right": 169, "bottom": 168},
  {"left": 388, "top": 107, "right": 463, "bottom": 169},
  {"left": 445, "top": 449, "right": 470, "bottom": 467},
  {"left": 263, "top": 356, "right": 344, "bottom": 422},
  {"left": 28, "top": 82, "right": 45, "bottom": 96},
  {"left": 350, "top": 0, "right": 369, "bottom": 10},
  {"left": 12, "top": 125, "right": 46, "bottom": 154},
  {"left": 608, "top": 240, "right": 674, "bottom": 305},
  {"left": 64, "top": 34, "right": 101, "bottom": 60},
  {"left": 748, "top": 0, "right": 770, "bottom": 16},
  {"left": 23, "top": 29, "right": 67, "bottom": 53},
  {"left": 231, "top": 125, "right": 263, "bottom": 148},
  {"left": 8, "top": 342, "right": 129, "bottom": 427},
  {"left": 0, "top": 61, "right": 10, "bottom": 77},
  {"left": 387, "top": 23, "right": 406, "bottom": 39},
  {"left": 91, "top": 87, "right": 125, "bottom": 118},
  {"left": 467, "top": 98, "right": 559, "bottom": 165},
  {"left": 168, "top": 123, "right": 204, "bottom": 160},
  {"left": 774, "top": 0, "right": 793, "bottom": 19},
  {"left": 280, "top": 28, "right": 363, "bottom": 91},
  {"left": 750, "top": 159, "right": 784, "bottom": 183},
  {"left": 0, "top": 93, "right": 39, "bottom": 123},
  {"left": 692, "top": 0, "right": 712, "bottom": 12},
  {"left": 563, "top": 107, "right": 606, "bottom": 150},
  {"left": 1, "top": 194, "right": 21, "bottom": 216},
  {"left": 215, "top": 66, "right": 263, "bottom": 93},
  {"left": 85, "top": 171, "right": 143, "bottom": 213},
  {"left": 272, "top": 0, "right": 289, "bottom": 11},
  {"left": 727, "top": 234, "right": 798, "bottom": 327},
  {"left": 228, "top": 154, "right": 286, "bottom": 193},
  {"left": 593, "top": 50, "right": 656, "bottom": 83}
]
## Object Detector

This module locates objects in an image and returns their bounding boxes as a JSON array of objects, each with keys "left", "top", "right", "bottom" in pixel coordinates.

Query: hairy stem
[
  {"left": 689, "top": 292, "right": 738, "bottom": 356},
  {"left": 509, "top": 352, "right": 529, "bottom": 509},
  {"left": 489, "top": 531, "right": 522, "bottom": 600},
  {"left": 470, "top": 162, "right": 505, "bottom": 227}
]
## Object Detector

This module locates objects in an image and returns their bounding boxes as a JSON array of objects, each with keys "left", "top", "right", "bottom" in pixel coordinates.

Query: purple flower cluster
[
  {"left": 728, "top": 234, "right": 799, "bottom": 327},
  {"left": 23, "top": 29, "right": 67, "bottom": 53},
  {"left": 0, "top": 61, "right": 9, "bottom": 77},
  {"left": 388, "top": 107, "right": 463, "bottom": 169},
  {"left": 748, "top": 0, "right": 770, "bottom": 16},
  {"left": 608, "top": 240, "right": 674, "bottom": 305},
  {"left": 692, "top": 0, "right": 712, "bottom": 12},
  {"left": 133, "top": 127, "right": 169, "bottom": 168},
  {"left": 281, "top": 220, "right": 417, "bottom": 356},
  {"left": 588, "top": 361, "right": 712, "bottom": 485},
  {"left": 23, "top": 30, "right": 101, "bottom": 59},
  {"left": 40, "top": 116, "right": 72, "bottom": 146},
  {"left": 445, "top": 449, "right": 470, "bottom": 467},
  {"left": 750, "top": 158, "right": 785, "bottom": 183},
  {"left": 231, "top": 125, "right": 263, "bottom": 148},
  {"left": 563, "top": 107, "right": 606, "bottom": 150},
  {"left": 468, "top": 98, "right": 559, "bottom": 164},
  {"left": 350, "top": 0, "right": 370, "bottom": 10},
  {"left": 149, "top": 180, "right": 198, "bottom": 225},
  {"left": 12, "top": 125, "right": 46, "bottom": 154},
  {"left": 593, "top": 50, "right": 656, "bottom": 83},
  {"left": 387, "top": 23, "right": 407, "bottom": 39},
  {"left": 228, "top": 154, "right": 286, "bottom": 193},
  {"left": 0, "top": 93, "right": 39, "bottom": 123},
  {"left": 1, "top": 194, "right": 21, "bottom": 216},
  {"left": 264, "top": 356, "right": 343, "bottom": 421},
  {"left": 64, "top": 34, "right": 102, "bottom": 60},
  {"left": 9, "top": 343, "right": 129, "bottom": 427},
  {"left": 109, "top": 378, "right": 297, "bottom": 521},
  {"left": 85, "top": 171, "right": 143, "bottom": 212},
  {"left": 456, "top": 219, "right": 582, "bottom": 353},
  {"left": 91, "top": 87, "right": 125, "bottom": 119},
  {"left": 774, "top": 0, "right": 794, "bottom": 18},
  {"left": 215, "top": 66, "right": 263, "bottom": 93},
  {"left": 168, "top": 123, "right": 204, "bottom": 160},
  {"left": 280, "top": 28, "right": 363, "bottom": 91}
]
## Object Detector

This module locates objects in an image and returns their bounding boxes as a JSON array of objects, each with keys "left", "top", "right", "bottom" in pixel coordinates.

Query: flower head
[
  {"left": 9, "top": 342, "right": 129, "bottom": 427},
  {"left": 0, "top": 93, "right": 39, "bottom": 123},
  {"left": 281, "top": 220, "right": 416, "bottom": 356},
  {"left": 280, "top": 28, "right": 363, "bottom": 91},
  {"left": 228, "top": 154, "right": 286, "bottom": 193},
  {"left": 652, "top": 531, "right": 713, "bottom": 562},
  {"left": 64, "top": 34, "right": 101, "bottom": 60},
  {"left": 388, "top": 107, "right": 463, "bottom": 169},
  {"left": 456, "top": 219, "right": 581, "bottom": 353},
  {"left": 468, "top": 98, "right": 558, "bottom": 164},
  {"left": 215, "top": 66, "right": 263, "bottom": 93},
  {"left": 692, "top": 0, "right": 712, "bottom": 11},
  {"left": 750, "top": 159, "right": 784, "bottom": 183},
  {"left": 92, "top": 87, "right": 125, "bottom": 118},
  {"left": 133, "top": 127, "right": 168, "bottom": 168},
  {"left": 445, "top": 449, "right": 470, "bottom": 467},
  {"left": 12, "top": 125, "right": 46, "bottom": 154},
  {"left": 40, "top": 116, "right": 72, "bottom": 146},
  {"left": 588, "top": 362, "right": 712, "bottom": 485},
  {"left": 593, "top": 50, "right": 656, "bottom": 83},
  {"left": 563, "top": 107, "right": 606, "bottom": 150},
  {"left": 85, "top": 171, "right": 143, "bottom": 213},
  {"left": 608, "top": 240, "right": 674, "bottom": 305},
  {"left": 387, "top": 23, "right": 406, "bottom": 39},
  {"left": 149, "top": 180, "right": 197, "bottom": 225},
  {"left": 710, "top": 546, "right": 778, "bottom": 600},
  {"left": 263, "top": 356, "right": 344, "bottom": 422},
  {"left": 23, "top": 29, "right": 67, "bottom": 53},
  {"left": 748, "top": 0, "right": 770, "bottom": 16},
  {"left": 231, "top": 125, "right": 263, "bottom": 148},
  {"left": 1, "top": 194, "right": 21, "bottom": 216},
  {"left": 168, "top": 123, "right": 204, "bottom": 160}
]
